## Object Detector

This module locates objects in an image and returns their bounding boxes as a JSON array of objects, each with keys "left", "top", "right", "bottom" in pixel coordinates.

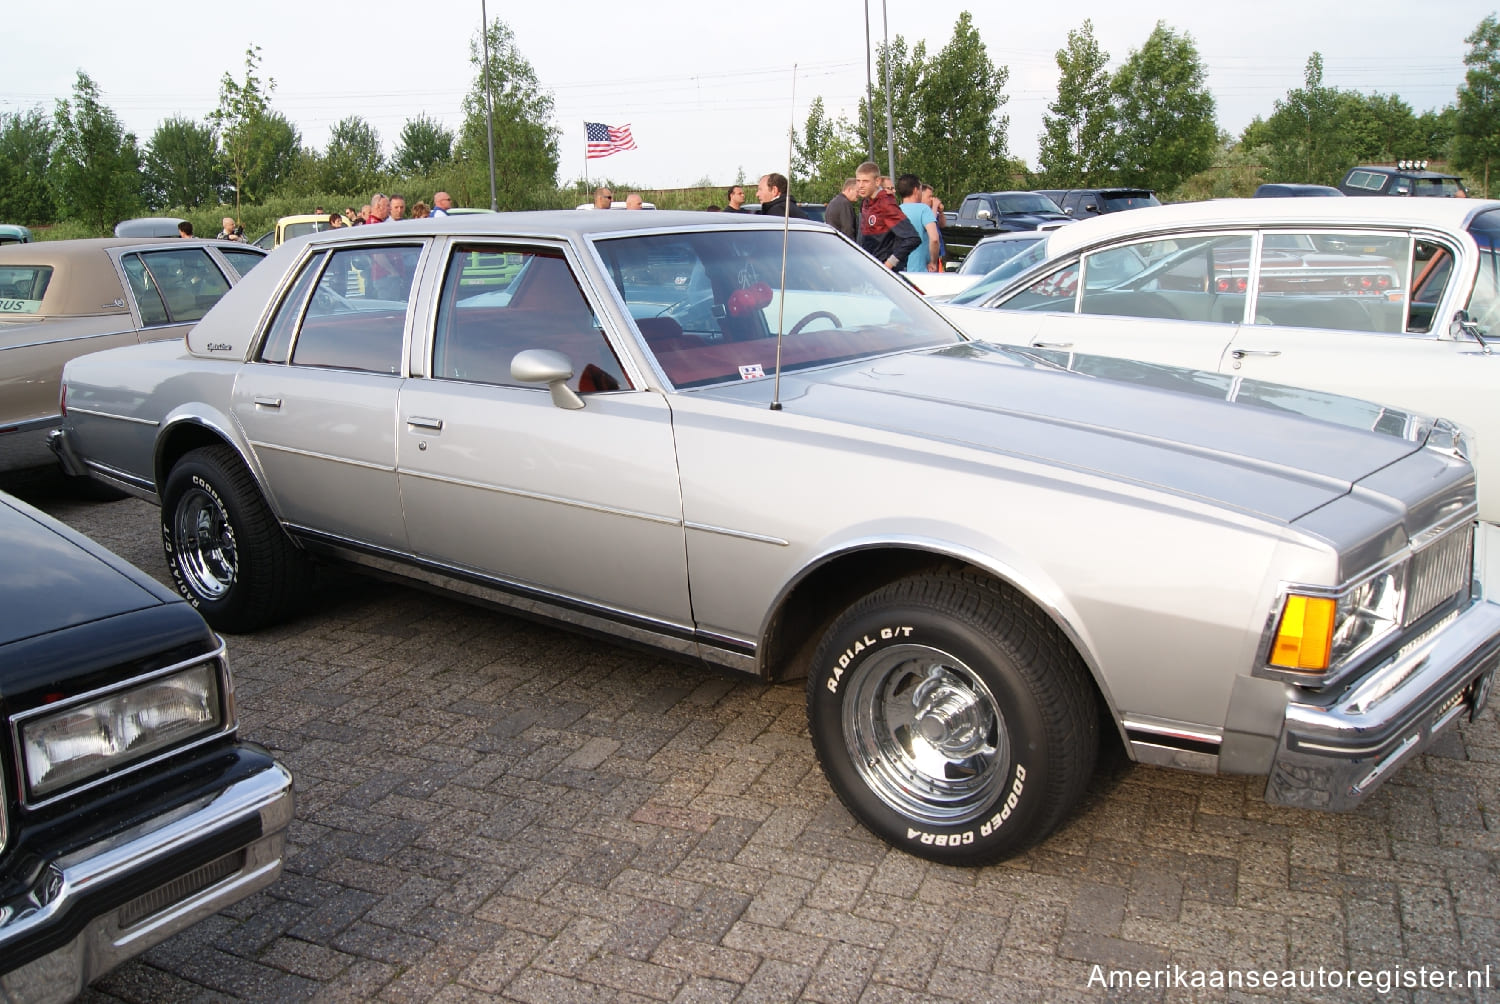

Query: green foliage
[
  {"left": 393, "top": 114, "right": 454, "bottom": 176},
  {"left": 1455, "top": 14, "right": 1500, "bottom": 196},
  {"left": 211, "top": 46, "right": 301, "bottom": 208},
  {"left": 1110, "top": 22, "right": 1218, "bottom": 193},
  {"left": 50, "top": 71, "right": 142, "bottom": 234},
  {"left": 320, "top": 115, "right": 383, "bottom": 195},
  {"left": 909, "top": 12, "right": 1009, "bottom": 199},
  {"left": 1038, "top": 20, "right": 1113, "bottom": 187},
  {"left": 457, "top": 17, "right": 560, "bottom": 209},
  {"left": 791, "top": 97, "right": 865, "bottom": 202},
  {"left": 0, "top": 106, "right": 57, "bottom": 225},
  {"left": 858, "top": 35, "right": 927, "bottom": 177},
  {"left": 1170, "top": 137, "right": 1269, "bottom": 201},
  {"left": 144, "top": 116, "right": 223, "bottom": 210}
]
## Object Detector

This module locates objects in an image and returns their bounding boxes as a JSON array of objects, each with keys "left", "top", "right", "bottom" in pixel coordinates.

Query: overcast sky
[{"left": 3, "top": 0, "right": 1492, "bottom": 195}]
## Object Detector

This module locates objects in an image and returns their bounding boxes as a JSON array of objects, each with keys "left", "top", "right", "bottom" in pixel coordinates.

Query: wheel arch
[
  {"left": 759, "top": 540, "right": 1121, "bottom": 729},
  {"left": 154, "top": 411, "right": 264, "bottom": 503}
]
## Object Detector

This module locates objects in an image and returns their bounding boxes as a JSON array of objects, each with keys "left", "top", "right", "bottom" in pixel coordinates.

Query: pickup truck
[{"left": 942, "top": 192, "right": 1071, "bottom": 265}]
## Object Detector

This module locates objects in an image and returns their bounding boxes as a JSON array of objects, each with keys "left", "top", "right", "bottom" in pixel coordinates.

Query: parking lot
[{"left": 15, "top": 481, "right": 1497, "bottom": 1003}]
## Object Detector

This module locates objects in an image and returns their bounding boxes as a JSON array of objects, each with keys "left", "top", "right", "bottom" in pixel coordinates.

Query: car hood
[
  {"left": 709, "top": 343, "right": 1437, "bottom": 524},
  {"left": 0, "top": 494, "right": 175, "bottom": 647},
  {"left": 996, "top": 212, "right": 1070, "bottom": 229}
]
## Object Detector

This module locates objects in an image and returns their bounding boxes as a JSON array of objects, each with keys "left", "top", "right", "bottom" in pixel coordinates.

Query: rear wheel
[
  {"left": 807, "top": 570, "right": 1098, "bottom": 866},
  {"left": 160, "top": 445, "right": 307, "bottom": 632}
]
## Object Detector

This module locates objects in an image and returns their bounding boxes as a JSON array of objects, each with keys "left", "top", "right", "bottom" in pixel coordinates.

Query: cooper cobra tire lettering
[{"left": 807, "top": 570, "right": 1097, "bottom": 867}]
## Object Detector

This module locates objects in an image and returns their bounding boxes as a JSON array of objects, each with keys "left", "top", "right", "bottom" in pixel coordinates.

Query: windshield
[
  {"left": 960, "top": 235, "right": 1046, "bottom": 276},
  {"left": 1466, "top": 208, "right": 1500, "bottom": 337},
  {"left": 994, "top": 194, "right": 1063, "bottom": 214},
  {"left": 950, "top": 241, "right": 1051, "bottom": 304},
  {"left": 595, "top": 228, "right": 961, "bottom": 388}
]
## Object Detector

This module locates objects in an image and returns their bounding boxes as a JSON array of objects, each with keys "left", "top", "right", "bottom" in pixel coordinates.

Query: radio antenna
[{"left": 770, "top": 63, "right": 797, "bottom": 412}]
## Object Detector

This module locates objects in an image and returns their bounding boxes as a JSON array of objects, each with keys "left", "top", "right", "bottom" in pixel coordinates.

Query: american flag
[{"left": 585, "top": 122, "right": 637, "bottom": 159}]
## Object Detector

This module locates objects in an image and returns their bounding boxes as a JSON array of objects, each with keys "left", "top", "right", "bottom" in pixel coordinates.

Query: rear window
[{"left": 0, "top": 265, "right": 54, "bottom": 314}]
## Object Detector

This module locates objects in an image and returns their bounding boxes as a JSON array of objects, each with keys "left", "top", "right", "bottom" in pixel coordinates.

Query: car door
[
  {"left": 395, "top": 241, "right": 691, "bottom": 628},
  {"left": 1224, "top": 229, "right": 1500, "bottom": 483},
  {"left": 967, "top": 233, "right": 1247, "bottom": 373},
  {"left": 232, "top": 242, "right": 424, "bottom": 552}
]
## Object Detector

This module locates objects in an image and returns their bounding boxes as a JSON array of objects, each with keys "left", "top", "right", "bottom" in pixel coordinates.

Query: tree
[
  {"left": 243, "top": 110, "right": 302, "bottom": 202},
  {"left": 1455, "top": 14, "right": 1500, "bottom": 197},
  {"left": 212, "top": 45, "right": 275, "bottom": 211},
  {"left": 1038, "top": 20, "right": 1113, "bottom": 187},
  {"left": 790, "top": 97, "right": 865, "bottom": 201},
  {"left": 909, "top": 12, "right": 1010, "bottom": 198},
  {"left": 51, "top": 72, "right": 142, "bottom": 234},
  {"left": 1260, "top": 53, "right": 1345, "bottom": 184},
  {"left": 393, "top": 114, "right": 453, "bottom": 176},
  {"left": 321, "top": 115, "right": 383, "bottom": 195},
  {"left": 144, "top": 116, "right": 222, "bottom": 209},
  {"left": 1109, "top": 23, "right": 1218, "bottom": 193},
  {"left": 456, "top": 18, "right": 559, "bottom": 209},
  {"left": 857, "top": 36, "right": 927, "bottom": 177},
  {"left": 0, "top": 107, "right": 56, "bottom": 225},
  {"left": 1339, "top": 91, "right": 1422, "bottom": 165}
]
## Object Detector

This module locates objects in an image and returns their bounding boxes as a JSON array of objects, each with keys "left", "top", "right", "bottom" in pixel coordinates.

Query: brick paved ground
[{"left": 15, "top": 484, "right": 1498, "bottom": 1003}]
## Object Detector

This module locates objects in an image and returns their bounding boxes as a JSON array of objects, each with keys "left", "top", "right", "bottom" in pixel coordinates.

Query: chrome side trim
[
  {"left": 0, "top": 326, "right": 135, "bottom": 353},
  {"left": 247, "top": 440, "right": 394, "bottom": 473},
  {"left": 684, "top": 522, "right": 790, "bottom": 546},
  {"left": 1122, "top": 717, "right": 1222, "bottom": 774},
  {"left": 58, "top": 406, "right": 158, "bottom": 427},
  {"left": 0, "top": 763, "right": 292, "bottom": 1004},
  {"left": 284, "top": 526, "right": 758, "bottom": 672},
  {"left": 399, "top": 469, "right": 680, "bottom": 525},
  {"left": 0, "top": 414, "right": 60, "bottom": 435}
]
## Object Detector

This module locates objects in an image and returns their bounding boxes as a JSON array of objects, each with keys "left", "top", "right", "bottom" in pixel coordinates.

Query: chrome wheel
[
  {"left": 844, "top": 643, "right": 1010, "bottom": 826},
  {"left": 173, "top": 486, "right": 237, "bottom": 599}
]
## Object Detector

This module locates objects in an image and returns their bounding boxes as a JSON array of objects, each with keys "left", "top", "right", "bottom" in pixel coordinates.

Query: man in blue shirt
[{"left": 897, "top": 174, "right": 940, "bottom": 273}]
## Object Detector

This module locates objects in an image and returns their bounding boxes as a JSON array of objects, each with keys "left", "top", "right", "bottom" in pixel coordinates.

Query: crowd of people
[{"left": 205, "top": 174, "right": 946, "bottom": 273}]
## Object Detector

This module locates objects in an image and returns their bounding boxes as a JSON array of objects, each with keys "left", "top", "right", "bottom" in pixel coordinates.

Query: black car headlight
[{"left": 17, "top": 660, "right": 226, "bottom": 802}]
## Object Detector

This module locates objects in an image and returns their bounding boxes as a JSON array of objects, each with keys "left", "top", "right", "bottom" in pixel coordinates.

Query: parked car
[
  {"left": 0, "top": 238, "right": 266, "bottom": 477},
  {"left": 1254, "top": 183, "right": 1344, "bottom": 198},
  {"left": 251, "top": 213, "right": 343, "bottom": 250},
  {"left": 1034, "top": 188, "right": 1161, "bottom": 218},
  {"left": 735, "top": 202, "right": 825, "bottom": 220},
  {"left": 958, "top": 231, "right": 1050, "bottom": 275},
  {"left": 52, "top": 210, "right": 1500, "bottom": 866},
  {"left": 0, "top": 224, "right": 32, "bottom": 245},
  {"left": 0, "top": 488, "right": 292, "bottom": 1003},
  {"left": 943, "top": 192, "right": 1071, "bottom": 263},
  {"left": 1340, "top": 163, "right": 1465, "bottom": 197},
  {"left": 113, "top": 217, "right": 189, "bottom": 238},
  {"left": 936, "top": 198, "right": 1500, "bottom": 548}
]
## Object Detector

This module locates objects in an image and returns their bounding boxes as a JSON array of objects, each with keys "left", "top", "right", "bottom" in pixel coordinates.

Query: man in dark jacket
[
  {"left": 824, "top": 178, "right": 859, "bottom": 240},
  {"left": 756, "top": 173, "right": 807, "bottom": 220},
  {"left": 854, "top": 161, "right": 919, "bottom": 269}
]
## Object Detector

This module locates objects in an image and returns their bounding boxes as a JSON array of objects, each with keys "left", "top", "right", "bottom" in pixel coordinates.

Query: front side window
[
  {"left": 287, "top": 245, "right": 420, "bottom": 373},
  {"left": 1465, "top": 208, "right": 1500, "bottom": 339},
  {"left": 433, "top": 245, "right": 629, "bottom": 392},
  {"left": 1252, "top": 232, "right": 1410, "bottom": 334}
]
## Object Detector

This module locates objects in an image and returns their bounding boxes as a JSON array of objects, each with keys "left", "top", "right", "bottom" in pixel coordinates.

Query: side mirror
[
  {"left": 512, "top": 348, "right": 585, "bottom": 409},
  {"left": 1451, "top": 310, "right": 1491, "bottom": 354},
  {"left": 975, "top": 208, "right": 992, "bottom": 221}
]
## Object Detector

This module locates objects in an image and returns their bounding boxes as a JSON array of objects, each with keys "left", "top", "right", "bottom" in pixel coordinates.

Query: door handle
[
  {"left": 407, "top": 416, "right": 444, "bottom": 431},
  {"left": 1231, "top": 349, "right": 1281, "bottom": 359},
  {"left": 253, "top": 396, "right": 282, "bottom": 409},
  {"left": 1031, "top": 341, "right": 1073, "bottom": 349}
]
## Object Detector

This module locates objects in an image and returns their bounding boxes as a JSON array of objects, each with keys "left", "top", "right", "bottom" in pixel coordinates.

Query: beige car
[{"left": 0, "top": 237, "right": 264, "bottom": 475}]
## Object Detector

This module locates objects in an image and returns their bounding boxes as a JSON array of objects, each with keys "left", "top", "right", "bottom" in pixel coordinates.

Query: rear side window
[
  {"left": 1251, "top": 232, "right": 1410, "bottom": 334},
  {"left": 288, "top": 245, "right": 421, "bottom": 373},
  {"left": 219, "top": 248, "right": 266, "bottom": 277},
  {"left": 1081, "top": 234, "right": 1251, "bottom": 323},
  {"left": 122, "top": 248, "right": 233, "bottom": 325},
  {"left": 0, "top": 265, "right": 53, "bottom": 314}
]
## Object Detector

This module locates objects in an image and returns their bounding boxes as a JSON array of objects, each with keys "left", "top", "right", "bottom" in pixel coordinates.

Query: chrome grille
[{"left": 1406, "top": 524, "right": 1473, "bottom": 625}]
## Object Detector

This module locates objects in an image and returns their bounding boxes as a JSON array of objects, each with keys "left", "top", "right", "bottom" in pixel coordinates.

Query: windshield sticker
[
  {"left": 0, "top": 298, "right": 43, "bottom": 313},
  {"left": 738, "top": 363, "right": 766, "bottom": 380}
]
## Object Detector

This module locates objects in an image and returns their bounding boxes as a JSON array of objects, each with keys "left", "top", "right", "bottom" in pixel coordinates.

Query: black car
[
  {"left": 1253, "top": 183, "right": 1345, "bottom": 198},
  {"left": 1033, "top": 188, "right": 1161, "bottom": 218},
  {"left": 0, "top": 490, "right": 292, "bottom": 1002},
  {"left": 1339, "top": 163, "right": 1465, "bottom": 197}
]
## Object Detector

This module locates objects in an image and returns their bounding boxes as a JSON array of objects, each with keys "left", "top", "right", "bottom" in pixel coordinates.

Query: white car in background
[{"left": 938, "top": 196, "right": 1500, "bottom": 573}]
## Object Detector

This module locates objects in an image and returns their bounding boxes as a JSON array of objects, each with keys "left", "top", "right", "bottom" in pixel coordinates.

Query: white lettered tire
[{"left": 807, "top": 570, "right": 1098, "bottom": 865}]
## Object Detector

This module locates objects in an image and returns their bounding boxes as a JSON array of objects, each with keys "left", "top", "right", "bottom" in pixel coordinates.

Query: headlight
[
  {"left": 1272, "top": 570, "right": 1406, "bottom": 674},
  {"left": 19, "top": 662, "right": 224, "bottom": 800}
]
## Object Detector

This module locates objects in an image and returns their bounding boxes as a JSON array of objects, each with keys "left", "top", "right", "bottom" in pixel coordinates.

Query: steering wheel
[{"left": 787, "top": 310, "right": 843, "bottom": 336}]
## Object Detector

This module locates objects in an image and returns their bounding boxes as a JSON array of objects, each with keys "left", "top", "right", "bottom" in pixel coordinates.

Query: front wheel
[
  {"left": 160, "top": 445, "right": 308, "bottom": 632},
  {"left": 807, "top": 571, "right": 1098, "bottom": 866}
]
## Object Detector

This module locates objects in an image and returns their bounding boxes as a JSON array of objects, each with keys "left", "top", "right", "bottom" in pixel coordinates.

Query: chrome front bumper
[
  {"left": 0, "top": 760, "right": 294, "bottom": 1004},
  {"left": 1266, "top": 597, "right": 1500, "bottom": 811}
]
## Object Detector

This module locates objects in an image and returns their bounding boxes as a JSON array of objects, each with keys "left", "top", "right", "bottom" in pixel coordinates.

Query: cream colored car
[{"left": 0, "top": 238, "right": 263, "bottom": 475}]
